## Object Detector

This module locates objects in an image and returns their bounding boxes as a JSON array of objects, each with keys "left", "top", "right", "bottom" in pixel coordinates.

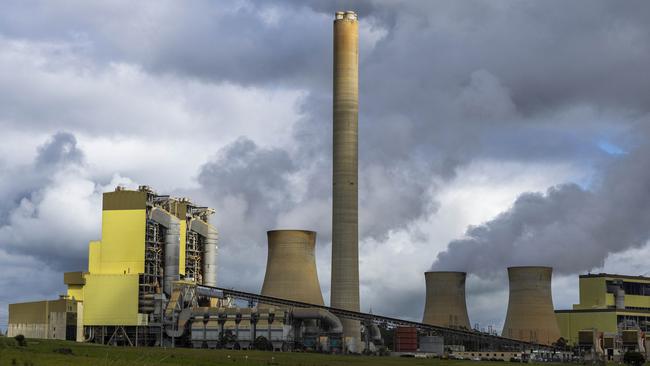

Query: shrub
[
  {"left": 53, "top": 347, "right": 74, "bottom": 355},
  {"left": 253, "top": 336, "right": 271, "bottom": 351},
  {"left": 623, "top": 351, "right": 645, "bottom": 366},
  {"left": 14, "top": 335, "right": 26, "bottom": 347}
]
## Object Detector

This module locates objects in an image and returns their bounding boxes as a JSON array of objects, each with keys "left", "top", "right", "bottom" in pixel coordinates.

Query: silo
[
  {"left": 501, "top": 266, "right": 561, "bottom": 345},
  {"left": 261, "top": 230, "right": 324, "bottom": 305},
  {"left": 331, "top": 9, "right": 361, "bottom": 349},
  {"left": 422, "top": 272, "right": 471, "bottom": 329}
]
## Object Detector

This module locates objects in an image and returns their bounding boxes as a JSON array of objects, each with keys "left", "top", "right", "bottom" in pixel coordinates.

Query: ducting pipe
[
  {"left": 613, "top": 281, "right": 625, "bottom": 310},
  {"left": 151, "top": 207, "right": 181, "bottom": 295},
  {"left": 291, "top": 308, "right": 343, "bottom": 334},
  {"left": 190, "top": 219, "right": 218, "bottom": 287},
  {"left": 165, "top": 308, "right": 191, "bottom": 338},
  {"left": 196, "top": 286, "right": 224, "bottom": 298},
  {"left": 368, "top": 324, "right": 383, "bottom": 345}
]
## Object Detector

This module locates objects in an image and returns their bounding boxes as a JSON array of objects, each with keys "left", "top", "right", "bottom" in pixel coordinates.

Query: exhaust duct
[
  {"left": 292, "top": 308, "right": 343, "bottom": 333},
  {"left": 151, "top": 207, "right": 181, "bottom": 295},
  {"left": 189, "top": 219, "right": 218, "bottom": 287}
]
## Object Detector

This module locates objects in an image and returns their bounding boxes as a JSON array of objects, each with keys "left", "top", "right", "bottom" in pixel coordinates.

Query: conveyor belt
[{"left": 196, "top": 284, "right": 555, "bottom": 351}]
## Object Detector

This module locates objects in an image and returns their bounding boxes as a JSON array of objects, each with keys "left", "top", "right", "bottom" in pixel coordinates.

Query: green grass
[{"left": 0, "top": 338, "right": 540, "bottom": 366}]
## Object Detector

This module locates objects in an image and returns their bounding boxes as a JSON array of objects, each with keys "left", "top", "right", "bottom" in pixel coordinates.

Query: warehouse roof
[{"left": 579, "top": 273, "right": 650, "bottom": 281}]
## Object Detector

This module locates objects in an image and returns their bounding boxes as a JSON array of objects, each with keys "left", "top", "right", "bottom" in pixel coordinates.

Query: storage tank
[
  {"left": 422, "top": 271, "right": 471, "bottom": 329},
  {"left": 501, "top": 266, "right": 561, "bottom": 345},
  {"left": 261, "top": 230, "right": 324, "bottom": 305}
]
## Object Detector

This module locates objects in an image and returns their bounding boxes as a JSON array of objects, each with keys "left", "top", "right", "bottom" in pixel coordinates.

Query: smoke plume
[{"left": 433, "top": 125, "right": 650, "bottom": 276}]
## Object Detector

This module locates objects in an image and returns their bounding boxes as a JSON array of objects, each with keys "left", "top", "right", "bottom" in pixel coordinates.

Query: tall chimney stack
[{"left": 331, "top": 10, "right": 360, "bottom": 351}]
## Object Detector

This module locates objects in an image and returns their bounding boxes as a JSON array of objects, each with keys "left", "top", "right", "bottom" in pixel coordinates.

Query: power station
[{"left": 4, "top": 9, "right": 648, "bottom": 362}]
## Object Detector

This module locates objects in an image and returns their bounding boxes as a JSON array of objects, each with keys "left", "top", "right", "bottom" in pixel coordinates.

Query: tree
[{"left": 623, "top": 351, "right": 645, "bottom": 366}]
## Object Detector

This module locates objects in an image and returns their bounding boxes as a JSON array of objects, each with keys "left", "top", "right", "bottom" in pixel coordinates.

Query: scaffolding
[
  {"left": 185, "top": 230, "right": 204, "bottom": 284},
  {"left": 142, "top": 220, "right": 164, "bottom": 294}
]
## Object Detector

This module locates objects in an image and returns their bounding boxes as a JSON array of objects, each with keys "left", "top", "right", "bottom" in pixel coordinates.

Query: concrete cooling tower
[
  {"left": 501, "top": 266, "right": 561, "bottom": 345},
  {"left": 422, "top": 272, "right": 471, "bottom": 329},
  {"left": 261, "top": 230, "right": 324, "bottom": 305}
]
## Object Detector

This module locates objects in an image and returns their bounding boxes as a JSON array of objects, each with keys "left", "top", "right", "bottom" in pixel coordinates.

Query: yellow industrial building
[
  {"left": 8, "top": 186, "right": 218, "bottom": 345},
  {"left": 556, "top": 273, "right": 650, "bottom": 345}
]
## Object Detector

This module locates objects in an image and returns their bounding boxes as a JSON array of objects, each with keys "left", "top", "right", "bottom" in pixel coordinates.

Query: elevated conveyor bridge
[{"left": 195, "top": 284, "right": 555, "bottom": 352}]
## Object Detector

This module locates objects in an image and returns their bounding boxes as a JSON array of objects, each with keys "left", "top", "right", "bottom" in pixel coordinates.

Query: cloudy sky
[{"left": 1, "top": 0, "right": 650, "bottom": 332}]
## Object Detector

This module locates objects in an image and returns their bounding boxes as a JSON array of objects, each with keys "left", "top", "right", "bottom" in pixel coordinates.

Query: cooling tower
[
  {"left": 261, "top": 230, "right": 324, "bottom": 305},
  {"left": 330, "top": 10, "right": 361, "bottom": 349},
  {"left": 501, "top": 266, "right": 561, "bottom": 345},
  {"left": 422, "top": 272, "right": 471, "bottom": 329}
]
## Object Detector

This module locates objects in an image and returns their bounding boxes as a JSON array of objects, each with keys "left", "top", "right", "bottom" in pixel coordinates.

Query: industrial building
[
  {"left": 9, "top": 185, "right": 219, "bottom": 345},
  {"left": 6, "top": 186, "right": 350, "bottom": 350},
  {"left": 556, "top": 273, "right": 650, "bottom": 351},
  {"left": 7, "top": 297, "right": 81, "bottom": 341}
]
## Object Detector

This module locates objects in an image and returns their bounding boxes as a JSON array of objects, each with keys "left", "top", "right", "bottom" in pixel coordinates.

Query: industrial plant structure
[
  {"left": 422, "top": 272, "right": 471, "bottom": 329},
  {"left": 331, "top": 10, "right": 361, "bottom": 351},
  {"left": 502, "top": 266, "right": 561, "bottom": 345},
  {"left": 5, "top": 187, "right": 352, "bottom": 351},
  {"left": 556, "top": 273, "right": 650, "bottom": 352},
  {"left": 7, "top": 297, "right": 80, "bottom": 341},
  {"left": 6, "top": 10, "right": 590, "bottom": 358},
  {"left": 7, "top": 186, "right": 220, "bottom": 344}
]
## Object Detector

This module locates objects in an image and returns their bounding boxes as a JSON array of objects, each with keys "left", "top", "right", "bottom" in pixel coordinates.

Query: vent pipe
[
  {"left": 151, "top": 207, "right": 181, "bottom": 295},
  {"left": 613, "top": 280, "right": 625, "bottom": 310},
  {"left": 190, "top": 219, "right": 218, "bottom": 287},
  {"left": 422, "top": 271, "right": 471, "bottom": 329},
  {"left": 501, "top": 266, "right": 561, "bottom": 345}
]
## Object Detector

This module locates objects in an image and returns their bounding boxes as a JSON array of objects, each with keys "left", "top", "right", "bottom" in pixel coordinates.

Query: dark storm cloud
[
  {"left": 3, "top": 1, "right": 649, "bottom": 168},
  {"left": 176, "top": 0, "right": 650, "bottom": 256},
  {"left": 198, "top": 137, "right": 296, "bottom": 224},
  {"left": 195, "top": 137, "right": 298, "bottom": 253},
  {"left": 433, "top": 124, "right": 650, "bottom": 275},
  {"left": 35, "top": 132, "right": 84, "bottom": 167}
]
